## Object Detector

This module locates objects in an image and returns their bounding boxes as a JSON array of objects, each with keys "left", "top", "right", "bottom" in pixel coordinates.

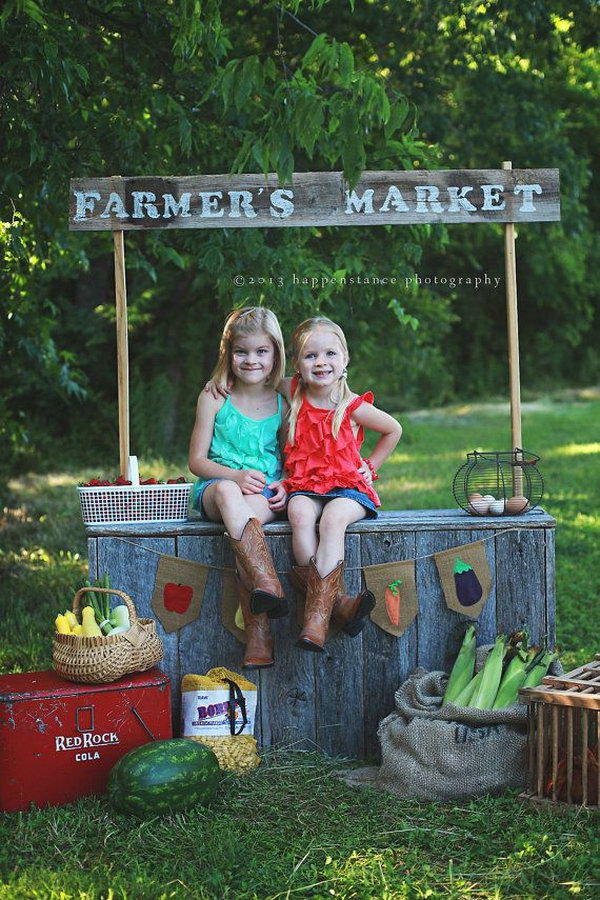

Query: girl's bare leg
[
  {"left": 315, "top": 498, "right": 366, "bottom": 575},
  {"left": 287, "top": 495, "right": 324, "bottom": 565},
  {"left": 202, "top": 480, "right": 276, "bottom": 539}
]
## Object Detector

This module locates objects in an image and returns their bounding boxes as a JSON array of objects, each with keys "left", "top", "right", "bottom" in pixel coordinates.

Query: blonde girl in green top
[{"left": 188, "top": 307, "right": 289, "bottom": 669}]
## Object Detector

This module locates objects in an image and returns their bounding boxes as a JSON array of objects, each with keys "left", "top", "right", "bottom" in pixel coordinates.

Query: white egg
[
  {"left": 482, "top": 494, "right": 496, "bottom": 503},
  {"left": 488, "top": 499, "right": 506, "bottom": 515}
]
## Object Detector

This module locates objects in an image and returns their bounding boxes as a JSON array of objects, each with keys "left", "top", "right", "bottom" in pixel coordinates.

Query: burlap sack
[{"left": 376, "top": 668, "right": 529, "bottom": 801}]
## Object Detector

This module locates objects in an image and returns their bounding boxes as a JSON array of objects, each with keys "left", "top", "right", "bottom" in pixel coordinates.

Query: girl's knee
[
  {"left": 287, "top": 497, "right": 318, "bottom": 528},
  {"left": 319, "top": 500, "right": 361, "bottom": 530},
  {"left": 212, "top": 478, "right": 242, "bottom": 504}
]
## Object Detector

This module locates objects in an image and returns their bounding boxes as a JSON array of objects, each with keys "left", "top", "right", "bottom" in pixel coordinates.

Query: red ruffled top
[{"left": 283, "top": 377, "right": 381, "bottom": 507}]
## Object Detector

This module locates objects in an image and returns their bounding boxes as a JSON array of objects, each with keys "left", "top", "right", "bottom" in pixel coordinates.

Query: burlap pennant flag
[
  {"left": 221, "top": 568, "right": 246, "bottom": 644},
  {"left": 151, "top": 554, "right": 208, "bottom": 633},
  {"left": 434, "top": 540, "right": 492, "bottom": 618},
  {"left": 363, "top": 559, "right": 418, "bottom": 636}
]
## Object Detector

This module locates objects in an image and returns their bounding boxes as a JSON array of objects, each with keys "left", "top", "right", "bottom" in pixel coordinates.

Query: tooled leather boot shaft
[
  {"left": 298, "top": 558, "right": 343, "bottom": 650},
  {"left": 228, "top": 517, "right": 283, "bottom": 598},
  {"left": 237, "top": 576, "right": 273, "bottom": 668},
  {"left": 290, "top": 563, "right": 361, "bottom": 629}
]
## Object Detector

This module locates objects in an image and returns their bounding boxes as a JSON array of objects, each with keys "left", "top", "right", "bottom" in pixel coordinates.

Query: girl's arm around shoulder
[
  {"left": 275, "top": 376, "right": 293, "bottom": 404},
  {"left": 350, "top": 398, "right": 402, "bottom": 471}
]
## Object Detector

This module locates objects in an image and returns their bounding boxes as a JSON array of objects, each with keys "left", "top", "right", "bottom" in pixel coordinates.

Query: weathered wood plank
[
  {"left": 472, "top": 532, "right": 497, "bottom": 646},
  {"left": 361, "top": 530, "right": 418, "bottom": 760},
  {"left": 69, "top": 169, "right": 560, "bottom": 231},
  {"left": 258, "top": 535, "right": 317, "bottom": 752},
  {"left": 87, "top": 538, "right": 98, "bottom": 584},
  {"left": 495, "top": 529, "right": 547, "bottom": 644},
  {"left": 314, "top": 535, "right": 365, "bottom": 759},
  {"left": 546, "top": 528, "right": 556, "bottom": 649},
  {"left": 86, "top": 506, "right": 555, "bottom": 538}
]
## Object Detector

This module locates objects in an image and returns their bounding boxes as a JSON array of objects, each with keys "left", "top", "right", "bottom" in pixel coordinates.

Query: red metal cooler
[{"left": 0, "top": 668, "right": 172, "bottom": 812}]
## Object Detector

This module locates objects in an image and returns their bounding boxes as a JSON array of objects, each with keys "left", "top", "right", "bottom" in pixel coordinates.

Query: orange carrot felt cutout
[{"left": 384, "top": 579, "right": 402, "bottom": 627}]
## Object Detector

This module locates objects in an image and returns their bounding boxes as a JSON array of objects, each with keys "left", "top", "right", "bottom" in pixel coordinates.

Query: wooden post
[
  {"left": 503, "top": 160, "right": 522, "bottom": 451},
  {"left": 113, "top": 229, "right": 130, "bottom": 476},
  {"left": 503, "top": 160, "right": 523, "bottom": 496}
]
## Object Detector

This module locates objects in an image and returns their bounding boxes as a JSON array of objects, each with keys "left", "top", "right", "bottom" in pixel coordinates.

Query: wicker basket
[
  {"left": 78, "top": 482, "right": 192, "bottom": 525},
  {"left": 53, "top": 587, "right": 163, "bottom": 684}
]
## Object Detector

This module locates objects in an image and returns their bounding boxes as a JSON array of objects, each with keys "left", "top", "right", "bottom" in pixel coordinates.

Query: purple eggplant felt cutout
[{"left": 453, "top": 556, "right": 483, "bottom": 607}]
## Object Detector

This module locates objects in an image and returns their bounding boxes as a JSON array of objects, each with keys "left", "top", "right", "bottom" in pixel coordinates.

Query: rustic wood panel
[
  {"left": 175, "top": 534, "right": 239, "bottom": 736},
  {"left": 69, "top": 169, "right": 560, "bottom": 231},
  {"left": 416, "top": 530, "right": 478, "bottom": 672},
  {"left": 495, "top": 529, "right": 547, "bottom": 644},
  {"left": 94, "top": 536, "right": 177, "bottom": 730},
  {"left": 90, "top": 509, "right": 555, "bottom": 758},
  {"left": 314, "top": 535, "right": 365, "bottom": 759},
  {"left": 361, "top": 530, "right": 418, "bottom": 759}
]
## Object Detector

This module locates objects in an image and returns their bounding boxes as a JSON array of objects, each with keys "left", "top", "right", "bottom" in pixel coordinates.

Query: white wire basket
[{"left": 78, "top": 482, "right": 192, "bottom": 525}]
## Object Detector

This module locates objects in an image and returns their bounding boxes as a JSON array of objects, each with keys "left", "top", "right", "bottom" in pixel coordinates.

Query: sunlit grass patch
[{"left": 546, "top": 442, "right": 600, "bottom": 457}]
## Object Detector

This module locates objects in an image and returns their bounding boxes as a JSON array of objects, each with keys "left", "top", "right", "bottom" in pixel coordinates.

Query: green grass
[{"left": 1, "top": 391, "right": 599, "bottom": 899}]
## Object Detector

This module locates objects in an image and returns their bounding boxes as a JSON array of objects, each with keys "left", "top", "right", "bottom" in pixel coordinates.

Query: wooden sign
[{"left": 69, "top": 169, "right": 560, "bottom": 231}]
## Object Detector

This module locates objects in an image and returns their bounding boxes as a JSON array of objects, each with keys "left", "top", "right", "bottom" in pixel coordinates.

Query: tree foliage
[{"left": 1, "top": 0, "right": 598, "bottom": 476}]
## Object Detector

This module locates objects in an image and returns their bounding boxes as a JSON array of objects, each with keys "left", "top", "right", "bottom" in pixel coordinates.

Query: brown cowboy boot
[
  {"left": 235, "top": 575, "right": 274, "bottom": 669},
  {"left": 297, "top": 558, "right": 343, "bottom": 651},
  {"left": 289, "top": 563, "right": 374, "bottom": 638},
  {"left": 228, "top": 518, "right": 287, "bottom": 618}
]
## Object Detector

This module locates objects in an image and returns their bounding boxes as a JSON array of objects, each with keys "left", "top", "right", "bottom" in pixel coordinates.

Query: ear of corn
[
  {"left": 521, "top": 650, "right": 558, "bottom": 688},
  {"left": 452, "top": 669, "right": 483, "bottom": 707},
  {"left": 442, "top": 624, "right": 477, "bottom": 704},
  {"left": 470, "top": 634, "right": 507, "bottom": 709},
  {"left": 492, "top": 650, "right": 528, "bottom": 708}
]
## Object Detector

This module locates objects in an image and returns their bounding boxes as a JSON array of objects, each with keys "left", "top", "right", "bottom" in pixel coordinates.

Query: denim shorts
[
  {"left": 193, "top": 477, "right": 277, "bottom": 519},
  {"left": 287, "top": 487, "right": 378, "bottom": 519}
]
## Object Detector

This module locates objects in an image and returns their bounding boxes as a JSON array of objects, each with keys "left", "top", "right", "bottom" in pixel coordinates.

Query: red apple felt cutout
[{"left": 163, "top": 582, "right": 193, "bottom": 614}]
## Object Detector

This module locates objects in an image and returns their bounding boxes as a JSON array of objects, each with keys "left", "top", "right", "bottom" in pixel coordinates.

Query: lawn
[{"left": 1, "top": 390, "right": 599, "bottom": 899}]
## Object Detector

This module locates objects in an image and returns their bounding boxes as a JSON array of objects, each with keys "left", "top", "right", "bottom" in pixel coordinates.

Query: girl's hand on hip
[
  {"left": 267, "top": 480, "right": 287, "bottom": 512},
  {"left": 358, "top": 459, "right": 373, "bottom": 484},
  {"left": 235, "top": 469, "right": 267, "bottom": 494}
]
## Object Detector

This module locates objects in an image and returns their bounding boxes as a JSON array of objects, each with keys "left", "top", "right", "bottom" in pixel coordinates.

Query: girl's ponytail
[
  {"left": 287, "top": 376, "right": 305, "bottom": 445},
  {"left": 329, "top": 369, "right": 354, "bottom": 439}
]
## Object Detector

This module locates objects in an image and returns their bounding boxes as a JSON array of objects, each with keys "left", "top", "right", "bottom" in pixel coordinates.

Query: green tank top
[{"left": 193, "top": 394, "right": 283, "bottom": 506}]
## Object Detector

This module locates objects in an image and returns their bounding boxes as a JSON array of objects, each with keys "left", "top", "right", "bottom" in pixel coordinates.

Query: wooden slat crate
[
  {"left": 519, "top": 655, "right": 600, "bottom": 811},
  {"left": 87, "top": 508, "right": 556, "bottom": 759}
]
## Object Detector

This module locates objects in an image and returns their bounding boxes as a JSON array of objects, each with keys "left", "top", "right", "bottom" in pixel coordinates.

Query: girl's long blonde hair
[
  {"left": 212, "top": 306, "right": 286, "bottom": 388},
  {"left": 287, "top": 317, "right": 353, "bottom": 444}
]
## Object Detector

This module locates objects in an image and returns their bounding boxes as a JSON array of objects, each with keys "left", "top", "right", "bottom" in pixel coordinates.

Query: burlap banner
[
  {"left": 151, "top": 554, "right": 208, "bottom": 633},
  {"left": 363, "top": 559, "right": 418, "bottom": 636},
  {"left": 433, "top": 540, "right": 492, "bottom": 619}
]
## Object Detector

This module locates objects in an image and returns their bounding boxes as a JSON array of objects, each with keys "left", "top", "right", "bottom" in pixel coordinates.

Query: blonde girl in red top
[{"left": 282, "top": 316, "right": 402, "bottom": 652}]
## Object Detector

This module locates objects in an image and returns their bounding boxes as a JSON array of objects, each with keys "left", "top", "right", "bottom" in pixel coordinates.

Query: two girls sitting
[{"left": 188, "top": 307, "right": 401, "bottom": 669}]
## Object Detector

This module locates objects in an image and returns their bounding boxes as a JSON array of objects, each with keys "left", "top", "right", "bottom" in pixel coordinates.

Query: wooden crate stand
[
  {"left": 87, "top": 507, "right": 556, "bottom": 759},
  {"left": 520, "top": 655, "right": 600, "bottom": 810}
]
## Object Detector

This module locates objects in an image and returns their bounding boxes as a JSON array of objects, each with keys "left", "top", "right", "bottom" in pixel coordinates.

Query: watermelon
[{"left": 107, "top": 738, "right": 221, "bottom": 818}]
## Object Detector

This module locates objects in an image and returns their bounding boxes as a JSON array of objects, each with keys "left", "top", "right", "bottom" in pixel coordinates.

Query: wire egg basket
[{"left": 452, "top": 449, "right": 544, "bottom": 516}]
